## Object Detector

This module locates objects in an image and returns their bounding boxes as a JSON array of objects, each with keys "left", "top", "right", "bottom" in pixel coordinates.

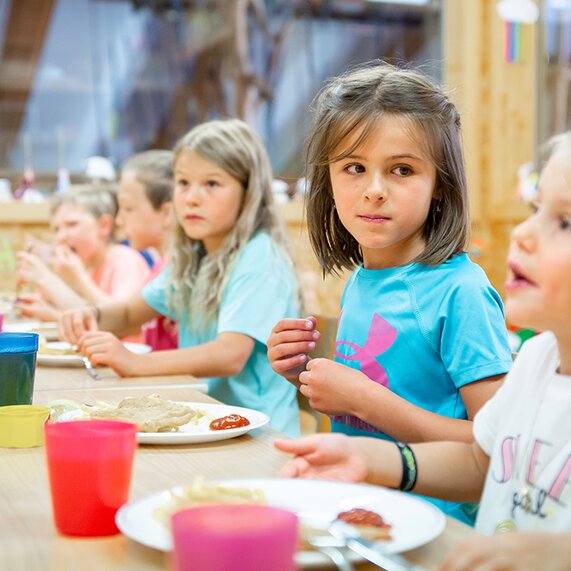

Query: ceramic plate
[
  {"left": 37, "top": 341, "right": 151, "bottom": 367},
  {"left": 3, "top": 321, "right": 59, "bottom": 341},
  {"left": 59, "top": 402, "right": 269, "bottom": 444},
  {"left": 116, "top": 478, "right": 445, "bottom": 567}
]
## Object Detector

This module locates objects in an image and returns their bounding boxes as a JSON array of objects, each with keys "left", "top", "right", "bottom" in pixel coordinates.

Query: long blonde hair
[{"left": 169, "top": 119, "right": 296, "bottom": 324}]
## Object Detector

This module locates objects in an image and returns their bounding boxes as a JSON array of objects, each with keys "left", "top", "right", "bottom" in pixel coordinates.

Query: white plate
[
  {"left": 59, "top": 402, "right": 269, "bottom": 444},
  {"left": 116, "top": 478, "right": 445, "bottom": 567},
  {"left": 37, "top": 341, "right": 151, "bottom": 367},
  {"left": 3, "top": 321, "right": 59, "bottom": 340}
]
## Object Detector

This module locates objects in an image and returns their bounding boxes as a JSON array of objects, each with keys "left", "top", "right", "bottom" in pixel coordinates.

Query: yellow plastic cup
[{"left": 0, "top": 405, "right": 51, "bottom": 448}]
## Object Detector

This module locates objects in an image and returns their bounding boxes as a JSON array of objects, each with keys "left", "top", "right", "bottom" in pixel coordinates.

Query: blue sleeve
[
  {"left": 217, "top": 236, "right": 299, "bottom": 346},
  {"left": 141, "top": 268, "right": 177, "bottom": 321},
  {"left": 440, "top": 279, "right": 512, "bottom": 387}
]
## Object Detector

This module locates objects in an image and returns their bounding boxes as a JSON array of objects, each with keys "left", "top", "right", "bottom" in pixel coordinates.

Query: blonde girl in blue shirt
[
  {"left": 268, "top": 61, "right": 512, "bottom": 520},
  {"left": 61, "top": 119, "right": 301, "bottom": 436}
]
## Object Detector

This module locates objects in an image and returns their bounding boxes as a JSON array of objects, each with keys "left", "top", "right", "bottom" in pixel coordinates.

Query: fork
[
  {"left": 81, "top": 356, "right": 101, "bottom": 380},
  {"left": 305, "top": 535, "right": 354, "bottom": 571},
  {"left": 329, "top": 521, "right": 425, "bottom": 571}
]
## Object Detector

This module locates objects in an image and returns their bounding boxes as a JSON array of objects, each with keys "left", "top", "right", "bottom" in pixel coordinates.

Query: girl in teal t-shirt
[
  {"left": 61, "top": 119, "right": 301, "bottom": 436},
  {"left": 268, "top": 62, "right": 512, "bottom": 519}
]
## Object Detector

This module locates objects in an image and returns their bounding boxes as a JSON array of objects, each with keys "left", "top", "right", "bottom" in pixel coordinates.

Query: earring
[{"left": 436, "top": 203, "right": 441, "bottom": 213}]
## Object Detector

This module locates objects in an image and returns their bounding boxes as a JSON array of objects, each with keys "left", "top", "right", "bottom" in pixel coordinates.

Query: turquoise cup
[{"left": 0, "top": 332, "right": 39, "bottom": 406}]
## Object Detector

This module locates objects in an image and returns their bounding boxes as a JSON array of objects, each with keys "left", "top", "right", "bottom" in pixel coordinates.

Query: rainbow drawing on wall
[
  {"left": 497, "top": 0, "right": 539, "bottom": 64},
  {"left": 504, "top": 20, "right": 522, "bottom": 63}
]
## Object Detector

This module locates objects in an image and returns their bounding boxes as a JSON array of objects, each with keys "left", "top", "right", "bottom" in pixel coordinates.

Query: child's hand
[
  {"left": 299, "top": 358, "right": 369, "bottom": 416},
  {"left": 267, "top": 316, "right": 320, "bottom": 384},
  {"left": 16, "top": 251, "right": 52, "bottom": 285},
  {"left": 441, "top": 533, "right": 571, "bottom": 571},
  {"left": 60, "top": 306, "right": 99, "bottom": 345},
  {"left": 78, "top": 331, "right": 137, "bottom": 377},
  {"left": 53, "top": 245, "right": 86, "bottom": 285},
  {"left": 275, "top": 434, "right": 368, "bottom": 482},
  {"left": 16, "top": 292, "right": 60, "bottom": 322}
]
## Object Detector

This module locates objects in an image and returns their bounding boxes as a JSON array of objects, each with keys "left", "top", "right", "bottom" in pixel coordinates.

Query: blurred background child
[
  {"left": 116, "top": 150, "right": 178, "bottom": 350},
  {"left": 16, "top": 184, "right": 149, "bottom": 321},
  {"left": 61, "top": 119, "right": 301, "bottom": 437},
  {"left": 276, "top": 131, "right": 571, "bottom": 570},
  {"left": 268, "top": 61, "right": 512, "bottom": 524}
]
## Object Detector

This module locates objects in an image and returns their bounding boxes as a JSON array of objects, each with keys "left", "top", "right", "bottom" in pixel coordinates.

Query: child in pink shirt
[{"left": 17, "top": 184, "right": 149, "bottom": 321}]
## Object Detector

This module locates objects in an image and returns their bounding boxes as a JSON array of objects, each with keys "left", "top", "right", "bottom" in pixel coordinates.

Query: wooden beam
[
  {"left": 0, "top": 0, "right": 55, "bottom": 167},
  {"left": 444, "top": 0, "right": 536, "bottom": 298}
]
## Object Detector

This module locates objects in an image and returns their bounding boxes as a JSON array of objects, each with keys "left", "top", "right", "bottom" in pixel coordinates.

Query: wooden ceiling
[{"left": 0, "top": 0, "right": 55, "bottom": 167}]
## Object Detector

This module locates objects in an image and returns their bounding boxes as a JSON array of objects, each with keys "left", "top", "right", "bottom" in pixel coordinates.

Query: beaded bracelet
[{"left": 395, "top": 441, "right": 418, "bottom": 492}]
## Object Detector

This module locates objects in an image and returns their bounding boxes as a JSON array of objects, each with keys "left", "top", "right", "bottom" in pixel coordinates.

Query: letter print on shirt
[
  {"left": 493, "top": 434, "right": 571, "bottom": 527},
  {"left": 335, "top": 312, "right": 397, "bottom": 388}
]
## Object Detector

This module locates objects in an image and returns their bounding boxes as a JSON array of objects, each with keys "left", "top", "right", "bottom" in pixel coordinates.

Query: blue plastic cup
[{"left": 0, "top": 333, "right": 39, "bottom": 406}]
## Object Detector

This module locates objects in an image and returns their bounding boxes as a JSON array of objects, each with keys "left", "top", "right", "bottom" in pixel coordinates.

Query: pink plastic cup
[
  {"left": 44, "top": 419, "right": 137, "bottom": 536},
  {"left": 171, "top": 504, "right": 299, "bottom": 571}
]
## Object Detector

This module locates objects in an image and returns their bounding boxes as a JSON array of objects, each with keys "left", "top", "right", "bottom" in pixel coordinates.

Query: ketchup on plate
[{"left": 209, "top": 414, "right": 250, "bottom": 431}]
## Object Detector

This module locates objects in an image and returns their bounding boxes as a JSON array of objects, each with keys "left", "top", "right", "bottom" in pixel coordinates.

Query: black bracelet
[{"left": 395, "top": 441, "right": 418, "bottom": 492}]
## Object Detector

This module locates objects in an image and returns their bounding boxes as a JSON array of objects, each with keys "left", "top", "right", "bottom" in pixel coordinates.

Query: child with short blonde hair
[{"left": 17, "top": 184, "right": 149, "bottom": 321}]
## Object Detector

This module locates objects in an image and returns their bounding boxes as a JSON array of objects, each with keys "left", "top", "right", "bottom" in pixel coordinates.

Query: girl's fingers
[
  {"left": 274, "top": 436, "right": 321, "bottom": 456},
  {"left": 298, "top": 383, "right": 311, "bottom": 398},
  {"left": 271, "top": 353, "right": 307, "bottom": 373},
  {"left": 88, "top": 352, "right": 110, "bottom": 367},
  {"left": 271, "top": 317, "right": 317, "bottom": 335},
  {"left": 277, "top": 458, "right": 306, "bottom": 478},
  {"left": 270, "top": 340, "right": 316, "bottom": 360}
]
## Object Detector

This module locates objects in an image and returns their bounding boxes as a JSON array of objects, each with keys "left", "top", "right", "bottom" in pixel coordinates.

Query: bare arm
[
  {"left": 17, "top": 252, "right": 86, "bottom": 309},
  {"left": 81, "top": 331, "right": 255, "bottom": 378},
  {"left": 60, "top": 293, "right": 160, "bottom": 344},
  {"left": 355, "top": 373, "right": 504, "bottom": 443},
  {"left": 65, "top": 270, "right": 116, "bottom": 304},
  {"left": 276, "top": 433, "right": 489, "bottom": 503},
  {"left": 300, "top": 359, "right": 504, "bottom": 443}
]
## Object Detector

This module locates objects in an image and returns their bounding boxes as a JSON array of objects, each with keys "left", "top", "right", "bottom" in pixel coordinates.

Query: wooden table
[
  {"left": 1, "top": 386, "right": 478, "bottom": 570},
  {"left": 34, "top": 366, "right": 208, "bottom": 393}
]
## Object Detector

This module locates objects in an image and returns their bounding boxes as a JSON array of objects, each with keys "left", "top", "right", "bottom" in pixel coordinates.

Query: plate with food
[
  {"left": 37, "top": 340, "right": 151, "bottom": 367},
  {"left": 57, "top": 394, "right": 269, "bottom": 444},
  {"left": 3, "top": 321, "right": 59, "bottom": 340},
  {"left": 115, "top": 477, "right": 445, "bottom": 567}
]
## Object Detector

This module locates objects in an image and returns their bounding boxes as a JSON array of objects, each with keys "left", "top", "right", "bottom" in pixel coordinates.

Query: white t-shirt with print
[{"left": 474, "top": 332, "right": 571, "bottom": 534}]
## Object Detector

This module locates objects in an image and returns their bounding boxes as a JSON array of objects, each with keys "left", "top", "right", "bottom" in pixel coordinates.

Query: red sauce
[
  {"left": 209, "top": 414, "right": 250, "bottom": 431},
  {"left": 336, "top": 508, "right": 390, "bottom": 529}
]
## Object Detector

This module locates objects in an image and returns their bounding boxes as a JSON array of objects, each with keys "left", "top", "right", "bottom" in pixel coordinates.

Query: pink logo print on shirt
[{"left": 335, "top": 312, "right": 397, "bottom": 387}]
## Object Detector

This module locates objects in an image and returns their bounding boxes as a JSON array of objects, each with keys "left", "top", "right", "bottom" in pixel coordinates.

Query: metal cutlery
[
  {"left": 329, "top": 521, "right": 426, "bottom": 571},
  {"left": 305, "top": 534, "right": 354, "bottom": 571},
  {"left": 81, "top": 356, "right": 101, "bottom": 380}
]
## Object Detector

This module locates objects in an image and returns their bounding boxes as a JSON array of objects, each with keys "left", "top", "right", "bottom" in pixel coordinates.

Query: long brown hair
[{"left": 306, "top": 60, "right": 469, "bottom": 275}]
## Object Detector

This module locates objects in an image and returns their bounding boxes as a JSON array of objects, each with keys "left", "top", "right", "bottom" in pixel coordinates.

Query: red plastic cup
[
  {"left": 171, "top": 504, "right": 299, "bottom": 571},
  {"left": 44, "top": 419, "right": 137, "bottom": 536}
]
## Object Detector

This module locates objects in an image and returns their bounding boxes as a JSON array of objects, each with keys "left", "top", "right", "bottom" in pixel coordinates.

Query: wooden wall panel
[{"left": 444, "top": 0, "right": 536, "bottom": 298}]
